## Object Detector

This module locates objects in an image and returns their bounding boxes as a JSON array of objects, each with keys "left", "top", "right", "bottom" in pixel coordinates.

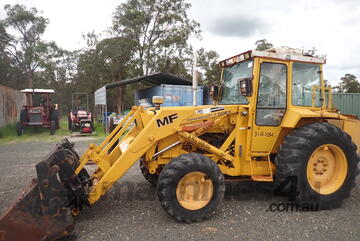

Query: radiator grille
[{"left": 29, "top": 113, "right": 42, "bottom": 123}]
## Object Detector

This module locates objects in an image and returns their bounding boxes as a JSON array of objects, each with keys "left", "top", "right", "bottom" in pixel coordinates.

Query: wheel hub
[
  {"left": 176, "top": 172, "right": 213, "bottom": 210},
  {"left": 307, "top": 144, "right": 348, "bottom": 195}
]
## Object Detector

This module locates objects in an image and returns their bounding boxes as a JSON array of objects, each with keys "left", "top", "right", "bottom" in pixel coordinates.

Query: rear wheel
[
  {"left": 90, "top": 120, "right": 94, "bottom": 133},
  {"left": 157, "top": 153, "right": 225, "bottom": 223},
  {"left": 68, "top": 115, "right": 72, "bottom": 130},
  {"left": 50, "top": 110, "right": 59, "bottom": 129},
  {"left": 20, "top": 109, "right": 28, "bottom": 122},
  {"left": 71, "top": 123, "right": 76, "bottom": 132},
  {"left": 50, "top": 120, "right": 56, "bottom": 135},
  {"left": 275, "top": 122, "right": 359, "bottom": 209},
  {"left": 16, "top": 121, "right": 23, "bottom": 136}
]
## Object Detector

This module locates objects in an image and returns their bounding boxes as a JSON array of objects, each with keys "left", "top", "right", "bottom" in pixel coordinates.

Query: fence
[
  {"left": 0, "top": 84, "right": 26, "bottom": 127},
  {"left": 332, "top": 93, "right": 360, "bottom": 118}
]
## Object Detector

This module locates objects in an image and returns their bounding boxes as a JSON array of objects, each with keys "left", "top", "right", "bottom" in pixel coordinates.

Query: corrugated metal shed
[
  {"left": 0, "top": 84, "right": 26, "bottom": 127},
  {"left": 332, "top": 93, "right": 360, "bottom": 117}
]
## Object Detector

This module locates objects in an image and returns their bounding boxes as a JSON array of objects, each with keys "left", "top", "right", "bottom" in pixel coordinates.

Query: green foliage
[
  {"left": 334, "top": 74, "right": 360, "bottom": 93},
  {"left": 112, "top": 0, "right": 200, "bottom": 76},
  {"left": 197, "top": 48, "right": 221, "bottom": 86},
  {"left": 2, "top": 4, "right": 58, "bottom": 88},
  {"left": 255, "top": 39, "right": 273, "bottom": 51},
  {"left": 0, "top": 123, "right": 17, "bottom": 139},
  {"left": 94, "top": 121, "right": 106, "bottom": 137}
]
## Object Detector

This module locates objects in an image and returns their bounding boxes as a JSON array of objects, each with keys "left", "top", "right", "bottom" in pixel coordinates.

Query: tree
[
  {"left": 196, "top": 48, "right": 221, "bottom": 86},
  {"left": 111, "top": 0, "right": 200, "bottom": 76},
  {"left": 335, "top": 74, "right": 360, "bottom": 93},
  {"left": 255, "top": 39, "right": 273, "bottom": 51},
  {"left": 73, "top": 35, "right": 136, "bottom": 112},
  {"left": 3, "top": 4, "right": 58, "bottom": 90},
  {"left": 34, "top": 49, "right": 79, "bottom": 114}
]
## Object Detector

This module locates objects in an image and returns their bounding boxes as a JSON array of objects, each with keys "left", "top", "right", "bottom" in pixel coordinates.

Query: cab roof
[
  {"left": 20, "top": 89, "right": 55, "bottom": 94},
  {"left": 220, "top": 47, "right": 326, "bottom": 67}
]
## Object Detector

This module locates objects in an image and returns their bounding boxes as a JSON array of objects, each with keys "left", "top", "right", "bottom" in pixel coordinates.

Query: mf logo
[{"left": 156, "top": 114, "right": 178, "bottom": 127}]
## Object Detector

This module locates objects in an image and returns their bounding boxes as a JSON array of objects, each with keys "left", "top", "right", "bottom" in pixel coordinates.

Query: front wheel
[
  {"left": 157, "top": 153, "right": 225, "bottom": 223},
  {"left": 140, "top": 159, "right": 158, "bottom": 186},
  {"left": 275, "top": 122, "right": 359, "bottom": 209}
]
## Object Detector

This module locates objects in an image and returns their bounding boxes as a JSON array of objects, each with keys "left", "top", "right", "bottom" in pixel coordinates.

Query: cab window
[
  {"left": 292, "top": 63, "right": 321, "bottom": 107},
  {"left": 256, "top": 62, "right": 287, "bottom": 126}
]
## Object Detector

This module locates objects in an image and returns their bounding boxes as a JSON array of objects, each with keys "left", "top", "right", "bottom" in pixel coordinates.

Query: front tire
[
  {"left": 140, "top": 159, "right": 158, "bottom": 186},
  {"left": 275, "top": 122, "right": 359, "bottom": 209},
  {"left": 157, "top": 153, "right": 225, "bottom": 223}
]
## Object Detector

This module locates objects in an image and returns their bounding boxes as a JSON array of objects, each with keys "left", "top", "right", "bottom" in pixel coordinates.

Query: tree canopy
[
  {"left": 111, "top": 0, "right": 200, "bottom": 76},
  {"left": 2, "top": 4, "right": 59, "bottom": 89},
  {"left": 335, "top": 74, "right": 360, "bottom": 93},
  {"left": 255, "top": 39, "right": 273, "bottom": 51}
]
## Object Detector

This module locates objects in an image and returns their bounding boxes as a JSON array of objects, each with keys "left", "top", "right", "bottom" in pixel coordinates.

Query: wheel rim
[
  {"left": 176, "top": 172, "right": 213, "bottom": 210},
  {"left": 307, "top": 144, "right": 348, "bottom": 195}
]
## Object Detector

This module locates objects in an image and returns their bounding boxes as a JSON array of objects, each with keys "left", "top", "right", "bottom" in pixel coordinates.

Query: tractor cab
[
  {"left": 216, "top": 47, "right": 331, "bottom": 153},
  {"left": 17, "top": 89, "right": 59, "bottom": 135},
  {"left": 218, "top": 47, "right": 328, "bottom": 112}
]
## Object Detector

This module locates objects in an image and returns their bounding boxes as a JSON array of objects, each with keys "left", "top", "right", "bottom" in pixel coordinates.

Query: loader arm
[{"left": 78, "top": 105, "right": 240, "bottom": 204}]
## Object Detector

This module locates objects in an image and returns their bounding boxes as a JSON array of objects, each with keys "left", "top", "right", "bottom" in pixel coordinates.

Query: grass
[{"left": 0, "top": 118, "right": 106, "bottom": 144}]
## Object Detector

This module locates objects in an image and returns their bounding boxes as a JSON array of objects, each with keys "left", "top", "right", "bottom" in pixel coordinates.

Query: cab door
[{"left": 251, "top": 60, "right": 288, "bottom": 153}]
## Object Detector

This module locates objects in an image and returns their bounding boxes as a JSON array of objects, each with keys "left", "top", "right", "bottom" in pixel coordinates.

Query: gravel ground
[{"left": 0, "top": 140, "right": 359, "bottom": 241}]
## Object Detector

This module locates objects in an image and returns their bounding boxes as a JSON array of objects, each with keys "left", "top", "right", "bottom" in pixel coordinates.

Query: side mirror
[
  {"left": 210, "top": 85, "right": 219, "bottom": 101},
  {"left": 239, "top": 77, "right": 253, "bottom": 96}
]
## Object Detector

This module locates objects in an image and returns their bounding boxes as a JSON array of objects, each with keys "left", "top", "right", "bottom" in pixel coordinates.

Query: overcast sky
[{"left": 0, "top": 0, "right": 359, "bottom": 84}]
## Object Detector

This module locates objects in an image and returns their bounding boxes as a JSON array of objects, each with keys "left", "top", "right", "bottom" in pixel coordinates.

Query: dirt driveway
[{"left": 0, "top": 140, "right": 359, "bottom": 241}]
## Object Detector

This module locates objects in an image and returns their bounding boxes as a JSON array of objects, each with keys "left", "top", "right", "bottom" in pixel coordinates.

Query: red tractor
[
  {"left": 68, "top": 106, "right": 94, "bottom": 133},
  {"left": 68, "top": 92, "right": 94, "bottom": 134},
  {"left": 16, "top": 89, "right": 59, "bottom": 136}
]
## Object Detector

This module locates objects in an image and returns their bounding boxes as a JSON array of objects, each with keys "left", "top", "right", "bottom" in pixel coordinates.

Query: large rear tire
[
  {"left": 68, "top": 114, "right": 72, "bottom": 130},
  {"left": 275, "top": 122, "right": 359, "bottom": 209},
  {"left": 20, "top": 109, "right": 28, "bottom": 122},
  {"left": 71, "top": 123, "right": 76, "bottom": 132},
  {"left": 157, "top": 153, "right": 225, "bottom": 223},
  {"left": 16, "top": 121, "right": 23, "bottom": 136},
  {"left": 50, "top": 120, "right": 56, "bottom": 135},
  {"left": 50, "top": 110, "right": 59, "bottom": 129}
]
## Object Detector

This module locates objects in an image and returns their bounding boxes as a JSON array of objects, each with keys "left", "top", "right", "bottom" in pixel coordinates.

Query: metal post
[{"left": 192, "top": 52, "right": 198, "bottom": 106}]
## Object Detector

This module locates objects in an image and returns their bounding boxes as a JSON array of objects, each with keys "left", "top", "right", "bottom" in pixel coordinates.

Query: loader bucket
[{"left": 0, "top": 139, "right": 91, "bottom": 241}]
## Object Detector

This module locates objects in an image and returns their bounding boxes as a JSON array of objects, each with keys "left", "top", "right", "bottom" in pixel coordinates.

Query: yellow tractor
[{"left": 1, "top": 47, "right": 359, "bottom": 241}]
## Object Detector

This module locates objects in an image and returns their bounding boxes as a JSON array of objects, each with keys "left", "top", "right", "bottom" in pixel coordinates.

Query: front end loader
[{"left": 1, "top": 47, "right": 359, "bottom": 241}]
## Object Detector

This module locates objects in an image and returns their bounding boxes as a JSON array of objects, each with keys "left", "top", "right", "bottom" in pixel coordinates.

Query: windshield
[{"left": 219, "top": 60, "right": 253, "bottom": 105}]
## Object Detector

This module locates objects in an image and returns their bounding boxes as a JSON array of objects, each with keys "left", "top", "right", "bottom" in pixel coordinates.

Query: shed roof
[
  {"left": 105, "top": 72, "right": 191, "bottom": 89},
  {"left": 20, "top": 89, "right": 55, "bottom": 94}
]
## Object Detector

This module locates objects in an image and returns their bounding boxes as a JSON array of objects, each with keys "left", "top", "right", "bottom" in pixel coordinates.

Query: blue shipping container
[{"left": 135, "top": 84, "right": 204, "bottom": 107}]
